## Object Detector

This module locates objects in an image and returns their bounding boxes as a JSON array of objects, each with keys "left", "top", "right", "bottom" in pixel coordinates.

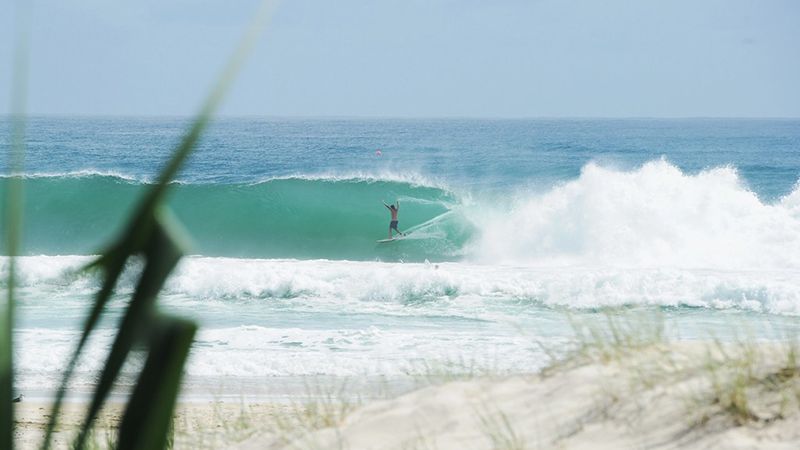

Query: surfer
[{"left": 382, "top": 200, "right": 405, "bottom": 238}]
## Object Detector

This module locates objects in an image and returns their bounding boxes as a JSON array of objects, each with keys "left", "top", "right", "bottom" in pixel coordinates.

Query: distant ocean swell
[{"left": 3, "top": 159, "right": 800, "bottom": 268}]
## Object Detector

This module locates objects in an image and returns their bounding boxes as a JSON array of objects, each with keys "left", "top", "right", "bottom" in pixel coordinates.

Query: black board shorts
[{"left": 390, "top": 220, "right": 399, "bottom": 229}]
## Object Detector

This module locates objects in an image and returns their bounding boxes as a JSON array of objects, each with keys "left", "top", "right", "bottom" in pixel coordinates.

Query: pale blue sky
[{"left": 1, "top": 0, "right": 799, "bottom": 117}]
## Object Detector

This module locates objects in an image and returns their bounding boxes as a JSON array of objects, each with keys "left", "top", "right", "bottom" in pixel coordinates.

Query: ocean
[{"left": 3, "top": 117, "right": 800, "bottom": 399}]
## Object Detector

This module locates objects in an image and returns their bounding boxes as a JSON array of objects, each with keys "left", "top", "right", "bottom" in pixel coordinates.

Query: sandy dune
[{"left": 235, "top": 343, "right": 800, "bottom": 449}]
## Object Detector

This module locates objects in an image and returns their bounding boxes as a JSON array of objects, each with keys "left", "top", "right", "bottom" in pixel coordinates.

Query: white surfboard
[{"left": 376, "top": 236, "right": 404, "bottom": 243}]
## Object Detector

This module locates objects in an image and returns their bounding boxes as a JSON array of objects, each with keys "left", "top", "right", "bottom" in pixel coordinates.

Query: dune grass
[
  {"left": 405, "top": 356, "right": 506, "bottom": 387},
  {"left": 170, "top": 401, "right": 277, "bottom": 449},
  {"left": 537, "top": 309, "right": 668, "bottom": 377},
  {"left": 476, "top": 405, "right": 527, "bottom": 450},
  {"left": 541, "top": 309, "right": 800, "bottom": 433},
  {"left": 267, "top": 380, "right": 362, "bottom": 449},
  {"left": 692, "top": 336, "right": 800, "bottom": 427}
]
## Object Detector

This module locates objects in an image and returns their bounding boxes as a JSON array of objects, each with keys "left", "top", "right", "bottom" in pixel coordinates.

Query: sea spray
[{"left": 470, "top": 160, "right": 800, "bottom": 269}]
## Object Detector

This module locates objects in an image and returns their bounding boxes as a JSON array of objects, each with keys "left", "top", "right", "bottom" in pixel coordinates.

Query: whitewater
[{"left": 3, "top": 117, "right": 800, "bottom": 398}]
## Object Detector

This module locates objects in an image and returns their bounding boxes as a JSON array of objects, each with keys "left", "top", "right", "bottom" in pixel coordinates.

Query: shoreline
[
  {"left": 14, "top": 374, "right": 423, "bottom": 405},
  {"left": 13, "top": 400, "right": 288, "bottom": 450}
]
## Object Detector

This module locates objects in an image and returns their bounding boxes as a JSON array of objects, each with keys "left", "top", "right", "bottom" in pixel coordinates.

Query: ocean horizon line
[{"left": 2, "top": 113, "right": 800, "bottom": 121}]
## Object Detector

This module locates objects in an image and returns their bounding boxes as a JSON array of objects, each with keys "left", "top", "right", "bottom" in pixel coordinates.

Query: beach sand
[
  {"left": 13, "top": 341, "right": 800, "bottom": 449},
  {"left": 13, "top": 401, "right": 286, "bottom": 450}
]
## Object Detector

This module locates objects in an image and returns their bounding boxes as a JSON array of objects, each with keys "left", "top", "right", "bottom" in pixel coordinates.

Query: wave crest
[{"left": 6, "top": 160, "right": 800, "bottom": 269}]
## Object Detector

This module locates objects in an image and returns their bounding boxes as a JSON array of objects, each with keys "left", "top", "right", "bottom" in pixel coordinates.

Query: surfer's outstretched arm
[{"left": 382, "top": 201, "right": 391, "bottom": 210}]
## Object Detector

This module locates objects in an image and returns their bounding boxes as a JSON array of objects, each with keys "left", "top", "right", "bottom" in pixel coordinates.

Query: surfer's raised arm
[
  {"left": 396, "top": 200, "right": 399, "bottom": 210},
  {"left": 383, "top": 201, "right": 392, "bottom": 210}
]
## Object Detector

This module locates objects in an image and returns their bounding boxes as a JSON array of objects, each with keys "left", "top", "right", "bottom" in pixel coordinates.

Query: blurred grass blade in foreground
[
  {"left": 116, "top": 316, "right": 197, "bottom": 450},
  {"left": 39, "top": 1, "right": 278, "bottom": 449},
  {"left": 72, "top": 209, "right": 188, "bottom": 449},
  {"left": 2, "top": 1, "right": 31, "bottom": 448}
]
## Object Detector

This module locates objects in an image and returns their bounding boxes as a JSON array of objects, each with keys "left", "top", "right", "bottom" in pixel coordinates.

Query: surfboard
[{"left": 376, "top": 236, "right": 404, "bottom": 243}]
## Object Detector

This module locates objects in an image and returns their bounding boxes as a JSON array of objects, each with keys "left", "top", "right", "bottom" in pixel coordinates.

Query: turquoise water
[
  {"left": 2, "top": 117, "right": 800, "bottom": 396},
  {"left": 7, "top": 175, "right": 466, "bottom": 260}
]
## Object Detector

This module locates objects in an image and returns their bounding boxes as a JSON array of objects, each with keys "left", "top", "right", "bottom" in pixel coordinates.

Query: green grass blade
[
  {"left": 73, "top": 210, "right": 185, "bottom": 449},
  {"left": 1, "top": 131, "right": 25, "bottom": 450},
  {"left": 116, "top": 315, "right": 197, "bottom": 450},
  {"left": 41, "top": 2, "right": 275, "bottom": 448},
  {"left": 41, "top": 0, "right": 273, "bottom": 450},
  {"left": 40, "top": 252, "right": 127, "bottom": 450},
  {"left": 2, "top": 2, "right": 30, "bottom": 449}
]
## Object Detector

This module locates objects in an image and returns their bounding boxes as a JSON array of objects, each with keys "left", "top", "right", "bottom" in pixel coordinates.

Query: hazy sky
[{"left": 1, "top": 0, "right": 799, "bottom": 117}]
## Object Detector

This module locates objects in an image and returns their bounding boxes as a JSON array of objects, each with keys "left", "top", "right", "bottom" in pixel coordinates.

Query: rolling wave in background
[
  {"left": 7, "top": 159, "right": 800, "bottom": 269},
  {"left": 4, "top": 159, "right": 800, "bottom": 325},
  {"left": 5, "top": 173, "right": 472, "bottom": 261}
]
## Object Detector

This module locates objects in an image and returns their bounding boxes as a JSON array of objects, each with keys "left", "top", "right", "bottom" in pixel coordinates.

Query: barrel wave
[
  {"left": 5, "top": 173, "right": 474, "bottom": 261},
  {"left": 7, "top": 160, "right": 800, "bottom": 269}
]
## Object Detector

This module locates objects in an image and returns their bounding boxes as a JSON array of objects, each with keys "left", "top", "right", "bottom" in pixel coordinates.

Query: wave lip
[
  {"left": 249, "top": 171, "right": 450, "bottom": 190},
  {"left": 0, "top": 169, "right": 144, "bottom": 182},
  {"left": 1, "top": 169, "right": 449, "bottom": 189}
]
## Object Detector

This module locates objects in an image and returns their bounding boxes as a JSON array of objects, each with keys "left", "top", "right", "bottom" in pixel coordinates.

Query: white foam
[
  {"left": 0, "top": 169, "right": 144, "bottom": 182},
  {"left": 12, "top": 323, "right": 543, "bottom": 394},
  {"left": 249, "top": 170, "right": 451, "bottom": 191},
  {"left": 470, "top": 160, "right": 800, "bottom": 270},
  {"left": 7, "top": 256, "right": 800, "bottom": 315},
  {"left": 9, "top": 255, "right": 800, "bottom": 393}
]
